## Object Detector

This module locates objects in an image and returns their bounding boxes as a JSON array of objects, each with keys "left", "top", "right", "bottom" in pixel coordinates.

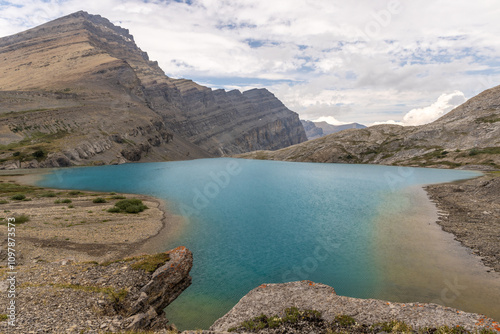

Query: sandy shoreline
[{"left": 0, "top": 169, "right": 185, "bottom": 264}]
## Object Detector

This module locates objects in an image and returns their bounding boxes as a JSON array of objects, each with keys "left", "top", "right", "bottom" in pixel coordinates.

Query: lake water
[{"left": 36, "top": 158, "right": 500, "bottom": 329}]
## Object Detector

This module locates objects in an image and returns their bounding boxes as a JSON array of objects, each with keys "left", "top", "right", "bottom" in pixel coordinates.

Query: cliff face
[
  {"left": 0, "top": 11, "right": 306, "bottom": 168},
  {"left": 240, "top": 85, "right": 500, "bottom": 169},
  {"left": 301, "top": 120, "right": 367, "bottom": 140}
]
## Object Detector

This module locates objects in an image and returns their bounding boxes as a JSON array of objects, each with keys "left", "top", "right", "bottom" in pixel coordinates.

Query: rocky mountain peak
[{"left": 0, "top": 12, "right": 307, "bottom": 168}]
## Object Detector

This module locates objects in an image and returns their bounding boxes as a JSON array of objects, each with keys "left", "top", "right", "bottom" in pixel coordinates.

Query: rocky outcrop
[
  {"left": 0, "top": 11, "right": 306, "bottom": 168},
  {"left": 240, "top": 85, "right": 500, "bottom": 169},
  {"left": 123, "top": 246, "right": 193, "bottom": 330},
  {"left": 0, "top": 246, "right": 193, "bottom": 333},
  {"left": 210, "top": 281, "right": 499, "bottom": 333}
]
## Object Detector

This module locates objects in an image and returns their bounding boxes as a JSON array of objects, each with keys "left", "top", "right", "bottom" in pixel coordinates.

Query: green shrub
[
  {"left": 11, "top": 194, "right": 26, "bottom": 200},
  {"left": 40, "top": 192, "right": 56, "bottom": 197},
  {"left": 469, "top": 148, "right": 479, "bottom": 156},
  {"left": 68, "top": 205, "right": 74, "bottom": 209},
  {"left": 54, "top": 199, "right": 61, "bottom": 204},
  {"left": 32, "top": 150, "right": 45, "bottom": 159},
  {"left": 0, "top": 314, "right": 7, "bottom": 321},
  {"left": 93, "top": 197, "right": 107, "bottom": 203},
  {"left": 0, "top": 200, "right": 8, "bottom": 204},
  {"left": 68, "top": 190, "right": 81, "bottom": 195},
  {"left": 109, "top": 198, "right": 148, "bottom": 214},
  {"left": 334, "top": 315, "right": 356, "bottom": 327},
  {"left": 107, "top": 207, "right": 121, "bottom": 213},
  {"left": 61, "top": 199, "right": 72, "bottom": 204},
  {"left": 13, "top": 214, "right": 30, "bottom": 224}
]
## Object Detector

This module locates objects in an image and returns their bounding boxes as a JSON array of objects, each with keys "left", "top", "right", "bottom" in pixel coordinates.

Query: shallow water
[
  {"left": 373, "top": 186, "right": 500, "bottom": 319},
  {"left": 36, "top": 158, "right": 498, "bottom": 329}
]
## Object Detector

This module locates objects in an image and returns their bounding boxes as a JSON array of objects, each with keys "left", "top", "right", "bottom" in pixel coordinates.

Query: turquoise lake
[{"left": 37, "top": 158, "right": 500, "bottom": 329}]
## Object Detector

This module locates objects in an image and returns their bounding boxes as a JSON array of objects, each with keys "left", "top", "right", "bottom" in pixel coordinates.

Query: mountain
[
  {"left": 240, "top": 85, "right": 500, "bottom": 169},
  {"left": 301, "top": 120, "right": 366, "bottom": 140},
  {"left": 0, "top": 11, "right": 306, "bottom": 168}
]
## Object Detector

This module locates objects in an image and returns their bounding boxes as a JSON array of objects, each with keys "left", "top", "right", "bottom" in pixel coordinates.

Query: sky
[{"left": 1, "top": 0, "right": 500, "bottom": 126}]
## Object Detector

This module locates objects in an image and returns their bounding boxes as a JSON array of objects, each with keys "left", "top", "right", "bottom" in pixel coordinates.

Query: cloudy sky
[{"left": 1, "top": 0, "right": 500, "bottom": 125}]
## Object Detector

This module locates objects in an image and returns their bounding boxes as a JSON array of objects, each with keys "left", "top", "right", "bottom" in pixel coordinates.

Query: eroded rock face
[
  {"left": 240, "top": 85, "right": 500, "bottom": 169},
  {"left": 0, "top": 11, "right": 306, "bottom": 168},
  {"left": 124, "top": 246, "right": 193, "bottom": 330}
]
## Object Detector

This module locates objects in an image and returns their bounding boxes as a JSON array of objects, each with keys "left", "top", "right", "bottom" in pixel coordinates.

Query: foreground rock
[
  {"left": 425, "top": 173, "right": 500, "bottom": 272},
  {"left": 0, "top": 247, "right": 192, "bottom": 333},
  {"left": 210, "top": 281, "right": 499, "bottom": 333}
]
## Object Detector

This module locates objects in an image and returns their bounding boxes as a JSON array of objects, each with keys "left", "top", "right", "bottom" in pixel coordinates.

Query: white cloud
[
  {"left": 401, "top": 91, "right": 466, "bottom": 126},
  {"left": 371, "top": 91, "right": 466, "bottom": 126},
  {"left": 313, "top": 116, "right": 350, "bottom": 126},
  {"left": 0, "top": 1, "right": 499, "bottom": 125}
]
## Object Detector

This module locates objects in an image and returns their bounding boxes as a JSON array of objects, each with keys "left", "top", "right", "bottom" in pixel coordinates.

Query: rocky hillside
[
  {"left": 301, "top": 120, "right": 366, "bottom": 140},
  {"left": 241, "top": 85, "right": 500, "bottom": 169},
  {"left": 0, "top": 11, "right": 306, "bottom": 169}
]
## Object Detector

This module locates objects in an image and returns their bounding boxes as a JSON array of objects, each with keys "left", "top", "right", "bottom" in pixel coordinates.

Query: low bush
[
  {"left": 61, "top": 199, "right": 72, "bottom": 204},
  {"left": 93, "top": 197, "right": 107, "bottom": 203},
  {"left": 13, "top": 214, "right": 30, "bottom": 224},
  {"left": 108, "top": 198, "right": 148, "bottom": 214},
  {"left": 10, "top": 194, "right": 26, "bottom": 200}
]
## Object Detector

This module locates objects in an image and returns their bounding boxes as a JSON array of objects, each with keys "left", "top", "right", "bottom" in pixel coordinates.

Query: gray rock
[{"left": 210, "top": 281, "right": 497, "bottom": 332}]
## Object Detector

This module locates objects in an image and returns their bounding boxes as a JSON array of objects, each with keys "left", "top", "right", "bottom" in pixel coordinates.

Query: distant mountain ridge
[
  {"left": 240, "top": 85, "right": 500, "bottom": 169},
  {"left": 301, "top": 120, "right": 366, "bottom": 140},
  {"left": 0, "top": 11, "right": 306, "bottom": 168}
]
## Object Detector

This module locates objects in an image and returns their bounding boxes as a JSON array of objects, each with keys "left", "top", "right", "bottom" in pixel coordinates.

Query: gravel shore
[{"left": 425, "top": 172, "right": 500, "bottom": 273}]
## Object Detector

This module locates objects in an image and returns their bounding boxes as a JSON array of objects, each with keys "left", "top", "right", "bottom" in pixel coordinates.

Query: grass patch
[
  {"left": 0, "top": 200, "right": 8, "bottom": 204},
  {"left": 40, "top": 192, "right": 56, "bottom": 197},
  {"left": 468, "top": 147, "right": 500, "bottom": 156},
  {"left": 93, "top": 197, "right": 107, "bottom": 203},
  {"left": 10, "top": 193, "right": 26, "bottom": 200},
  {"left": 111, "top": 195, "right": 126, "bottom": 199},
  {"left": 0, "top": 314, "right": 7, "bottom": 321},
  {"left": 61, "top": 199, "right": 72, "bottom": 204},
  {"left": 68, "top": 190, "right": 81, "bottom": 195},
  {"left": 108, "top": 198, "right": 148, "bottom": 214},
  {"left": 228, "top": 307, "right": 322, "bottom": 332},
  {"left": 475, "top": 115, "right": 500, "bottom": 124},
  {"left": 1, "top": 214, "right": 31, "bottom": 225},
  {"left": 130, "top": 253, "right": 170, "bottom": 273},
  {"left": 0, "top": 130, "right": 68, "bottom": 157}
]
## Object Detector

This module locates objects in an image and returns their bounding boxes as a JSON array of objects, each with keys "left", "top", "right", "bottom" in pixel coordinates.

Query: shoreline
[
  {"left": 373, "top": 184, "right": 500, "bottom": 321},
  {"left": 424, "top": 172, "right": 500, "bottom": 273},
  {"left": 0, "top": 169, "right": 184, "bottom": 263}
]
